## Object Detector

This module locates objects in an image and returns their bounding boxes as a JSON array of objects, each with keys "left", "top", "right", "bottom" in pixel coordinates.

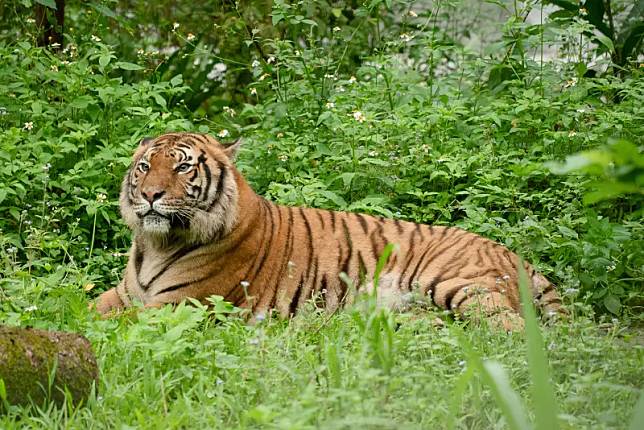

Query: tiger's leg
[
  {"left": 432, "top": 277, "right": 525, "bottom": 331},
  {"left": 94, "top": 287, "right": 125, "bottom": 316}
]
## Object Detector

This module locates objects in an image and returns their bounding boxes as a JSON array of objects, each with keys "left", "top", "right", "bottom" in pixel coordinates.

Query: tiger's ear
[
  {"left": 139, "top": 137, "right": 154, "bottom": 146},
  {"left": 222, "top": 138, "right": 242, "bottom": 160}
]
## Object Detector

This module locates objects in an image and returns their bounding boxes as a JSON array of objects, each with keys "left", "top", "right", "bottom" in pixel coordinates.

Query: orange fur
[{"left": 96, "top": 132, "right": 563, "bottom": 329}]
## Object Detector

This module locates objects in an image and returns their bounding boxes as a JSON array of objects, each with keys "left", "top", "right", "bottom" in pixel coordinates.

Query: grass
[{"left": 0, "top": 297, "right": 642, "bottom": 429}]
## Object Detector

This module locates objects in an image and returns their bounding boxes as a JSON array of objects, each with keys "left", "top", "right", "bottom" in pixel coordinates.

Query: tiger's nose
[{"left": 141, "top": 188, "right": 165, "bottom": 204}]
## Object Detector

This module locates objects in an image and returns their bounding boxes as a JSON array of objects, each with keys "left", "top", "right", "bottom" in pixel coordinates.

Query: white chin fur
[{"left": 142, "top": 215, "right": 171, "bottom": 235}]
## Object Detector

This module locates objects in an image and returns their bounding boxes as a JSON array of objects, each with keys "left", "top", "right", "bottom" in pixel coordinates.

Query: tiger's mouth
[{"left": 141, "top": 211, "right": 171, "bottom": 234}]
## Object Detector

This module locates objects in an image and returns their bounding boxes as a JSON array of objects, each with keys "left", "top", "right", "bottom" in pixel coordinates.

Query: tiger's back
[{"left": 96, "top": 132, "right": 563, "bottom": 329}]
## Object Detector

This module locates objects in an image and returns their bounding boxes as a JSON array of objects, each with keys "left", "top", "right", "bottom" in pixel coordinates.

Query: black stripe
[
  {"left": 330, "top": 211, "right": 336, "bottom": 230},
  {"left": 356, "top": 213, "right": 369, "bottom": 234},
  {"left": 358, "top": 251, "right": 367, "bottom": 286},
  {"left": 445, "top": 284, "right": 468, "bottom": 310},
  {"left": 453, "top": 291, "right": 470, "bottom": 310},
  {"left": 300, "top": 208, "right": 314, "bottom": 281},
  {"left": 207, "top": 161, "right": 227, "bottom": 211},
  {"left": 275, "top": 207, "right": 294, "bottom": 287},
  {"left": 157, "top": 282, "right": 192, "bottom": 295},
  {"left": 315, "top": 210, "right": 326, "bottom": 229},
  {"left": 134, "top": 243, "right": 144, "bottom": 276},
  {"left": 340, "top": 217, "right": 354, "bottom": 281},
  {"left": 144, "top": 244, "right": 201, "bottom": 289},
  {"left": 318, "top": 275, "right": 328, "bottom": 308},
  {"left": 290, "top": 274, "right": 304, "bottom": 316},
  {"left": 394, "top": 219, "right": 404, "bottom": 234},
  {"left": 245, "top": 200, "right": 275, "bottom": 284},
  {"left": 406, "top": 244, "right": 434, "bottom": 290},
  {"left": 200, "top": 154, "right": 212, "bottom": 201}
]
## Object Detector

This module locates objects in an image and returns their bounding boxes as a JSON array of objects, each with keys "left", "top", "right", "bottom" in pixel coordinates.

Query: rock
[{"left": 0, "top": 325, "right": 98, "bottom": 409}]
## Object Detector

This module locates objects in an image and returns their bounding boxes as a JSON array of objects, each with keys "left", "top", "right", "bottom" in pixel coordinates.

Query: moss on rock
[{"left": 0, "top": 325, "right": 98, "bottom": 409}]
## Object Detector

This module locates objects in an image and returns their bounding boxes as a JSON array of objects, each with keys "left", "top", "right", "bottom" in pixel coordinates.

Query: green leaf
[
  {"left": 89, "top": 3, "right": 117, "bottom": 19},
  {"left": 272, "top": 14, "right": 284, "bottom": 25},
  {"left": 603, "top": 295, "right": 621, "bottom": 314},
  {"left": 99, "top": 54, "right": 111, "bottom": 68},
  {"left": 115, "top": 61, "right": 144, "bottom": 71},
  {"left": 316, "top": 190, "right": 346, "bottom": 208},
  {"left": 152, "top": 93, "right": 167, "bottom": 109},
  {"left": 35, "top": 0, "right": 56, "bottom": 9},
  {"left": 69, "top": 95, "right": 95, "bottom": 109},
  {"left": 594, "top": 33, "right": 615, "bottom": 53}
]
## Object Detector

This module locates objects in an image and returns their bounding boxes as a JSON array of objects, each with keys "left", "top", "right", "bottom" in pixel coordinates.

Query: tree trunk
[
  {"left": 0, "top": 325, "right": 98, "bottom": 409},
  {"left": 34, "top": 0, "right": 65, "bottom": 50}
]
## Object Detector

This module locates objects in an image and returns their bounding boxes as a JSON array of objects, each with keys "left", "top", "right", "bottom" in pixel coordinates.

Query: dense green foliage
[{"left": 0, "top": 0, "right": 642, "bottom": 428}]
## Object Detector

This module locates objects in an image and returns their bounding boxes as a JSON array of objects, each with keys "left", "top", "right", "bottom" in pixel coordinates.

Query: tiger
[{"left": 95, "top": 132, "right": 564, "bottom": 330}]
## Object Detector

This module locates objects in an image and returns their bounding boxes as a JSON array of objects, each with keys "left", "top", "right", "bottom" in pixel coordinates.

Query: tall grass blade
[
  {"left": 628, "top": 388, "right": 644, "bottom": 430},
  {"left": 517, "top": 261, "right": 559, "bottom": 430},
  {"left": 479, "top": 361, "right": 532, "bottom": 430},
  {"left": 456, "top": 329, "right": 531, "bottom": 430}
]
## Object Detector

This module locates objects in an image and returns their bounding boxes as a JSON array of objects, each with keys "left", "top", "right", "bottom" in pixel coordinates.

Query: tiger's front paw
[{"left": 92, "top": 288, "right": 125, "bottom": 317}]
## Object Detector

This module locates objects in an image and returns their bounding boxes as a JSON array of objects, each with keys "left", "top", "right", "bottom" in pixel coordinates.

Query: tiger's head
[{"left": 120, "top": 132, "right": 241, "bottom": 244}]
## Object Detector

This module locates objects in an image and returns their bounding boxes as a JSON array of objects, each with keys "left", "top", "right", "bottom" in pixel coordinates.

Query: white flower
[
  {"left": 96, "top": 193, "right": 107, "bottom": 203},
  {"left": 26, "top": 18, "right": 36, "bottom": 24},
  {"left": 408, "top": 10, "right": 418, "bottom": 17},
  {"left": 352, "top": 111, "right": 366, "bottom": 123},
  {"left": 240, "top": 281, "right": 250, "bottom": 288},
  {"left": 25, "top": 305, "right": 38, "bottom": 312},
  {"left": 137, "top": 48, "right": 145, "bottom": 55},
  {"left": 50, "top": 65, "right": 58, "bottom": 72},
  {"left": 258, "top": 73, "right": 270, "bottom": 81},
  {"left": 187, "top": 33, "right": 196, "bottom": 41},
  {"left": 267, "top": 56, "right": 275, "bottom": 64},
  {"left": 90, "top": 35, "right": 101, "bottom": 42},
  {"left": 207, "top": 62, "right": 227, "bottom": 81},
  {"left": 333, "top": 27, "right": 341, "bottom": 32},
  {"left": 564, "top": 78, "right": 577, "bottom": 88},
  {"left": 250, "top": 87, "right": 257, "bottom": 96},
  {"left": 217, "top": 129, "right": 230, "bottom": 138},
  {"left": 348, "top": 76, "right": 357, "bottom": 84},
  {"left": 368, "top": 150, "right": 377, "bottom": 157},
  {"left": 400, "top": 33, "right": 414, "bottom": 43},
  {"left": 276, "top": 132, "right": 284, "bottom": 138},
  {"left": 325, "top": 102, "right": 334, "bottom": 109},
  {"left": 278, "top": 154, "right": 289, "bottom": 162},
  {"left": 251, "top": 60, "right": 260, "bottom": 68},
  {"left": 172, "top": 22, "right": 180, "bottom": 31},
  {"left": 23, "top": 121, "right": 33, "bottom": 131},
  {"left": 223, "top": 106, "right": 236, "bottom": 117}
]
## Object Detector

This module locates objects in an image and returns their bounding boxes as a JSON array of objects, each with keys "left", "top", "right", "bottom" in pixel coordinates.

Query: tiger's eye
[
  {"left": 138, "top": 162, "right": 150, "bottom": 172},
  {"left": 176, "top": 163, "right": 191, "bottom": 173}
]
